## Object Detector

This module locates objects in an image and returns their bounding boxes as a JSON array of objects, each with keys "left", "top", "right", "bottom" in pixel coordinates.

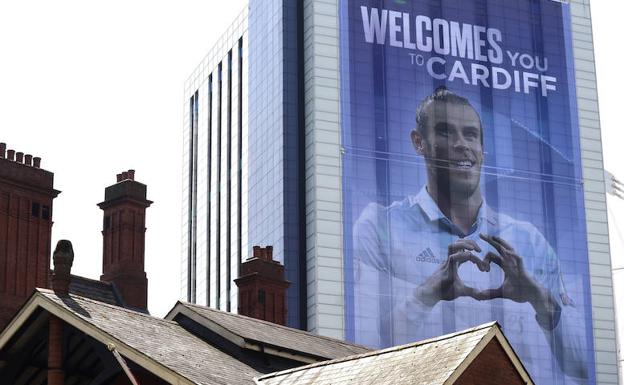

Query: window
[
  {"left": 31, "top": 202, "right": 40, "bottom": 218},
  {"left": 258, "top": 289, "right": 266, "bottom": 304},
  {"left": 42, "top": 205, "right": 50, "bottom": 220},
  {"left": 189, "top": 90, "right": 199, "bottom": 303}
]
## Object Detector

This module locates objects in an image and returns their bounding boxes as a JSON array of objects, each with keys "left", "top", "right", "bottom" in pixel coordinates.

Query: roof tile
[
  {"left": 255, "top": 323, "right": 496, "bottom": 385},
  {"left": 177, "top": 302, "right": 370, "bottom": 360},
  {"left": 40, "top": 290, "right": 261, "bottom": 385}
]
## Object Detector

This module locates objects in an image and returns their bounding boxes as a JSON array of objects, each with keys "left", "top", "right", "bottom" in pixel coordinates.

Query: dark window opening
[
  {"left": 216, "top": 62, "right": 223, "bottom": 309},
  {"left": 42, "top": 205, "right": 50, "bottom": 220},
  {"left": 188, "top": 90, "right": 199, "bottom": 303},
  {"left": 31, "top": 202, "right": 40, "bottom": 218},
  {"left": 104, "top": 216, "right": 111, "bottom": 230},
  {"left": 226, "top": 49, "right": 233, "bottom": 312},
  {"left": 207, "top": 75, "right": 213, "bottom": 306},
  {"left": 237, "top": 38, "right": 243, "bottom": 295},
  {"left": 258, "top": 289, "right": 266, "bottom": 304}
]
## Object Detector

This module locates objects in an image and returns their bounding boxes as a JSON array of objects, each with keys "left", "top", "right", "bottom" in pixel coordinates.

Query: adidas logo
[
  {"left": 417, "top": 247, "right": 435, "bottom": 259},
  {"left": 415, "top": 248, "right": 443, "bottom": 264}
]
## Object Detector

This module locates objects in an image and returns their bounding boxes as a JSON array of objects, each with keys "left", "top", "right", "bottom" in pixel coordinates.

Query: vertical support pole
[{"left": 48, "top": 315, "right": 64, "bottom": 385}]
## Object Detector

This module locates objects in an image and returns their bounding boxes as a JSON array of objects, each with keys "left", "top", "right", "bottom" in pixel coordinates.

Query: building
[
  {"left": 182, "top": 1, "right": 617, "bottom": 384},
  {"left": 255, "top": 322, "right": 533, "bottom": 385},
  {"left": 0, "top": 238, "right": 367, "bottom": 384},
  {"left": 0, "top": 141, "right": 304, "bottom": 383},
  {"left": 0, "top": 151, "right": 533, "bottom": 385},
  {"left": 0, "top": 282, "right": 533, "bottom": 384},
  {"left": 0, "top": 143, "right": 153, "bottom": 328},
  {"left": 0, "top": 142, "right": 60, "bottom": 328}
]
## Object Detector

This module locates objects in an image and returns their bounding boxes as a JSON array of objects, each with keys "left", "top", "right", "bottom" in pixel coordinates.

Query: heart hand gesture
[
  {"left": 476, "top": 233, "right": 561, "bottom": 328},
  {"left": 475, "top": 234, "right": 537, "bottom": 303},
  {"left": 414, "top": 234, "right": 561, "bottom": 330},
  {"left": 414, "top": 239, "right": 489, "bottom": 307}
]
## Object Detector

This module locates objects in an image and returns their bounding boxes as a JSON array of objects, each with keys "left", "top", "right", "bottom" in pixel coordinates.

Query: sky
[
  {"left": 0, "top": 0, "right": 623, "bottom": 321},
  {"left": 0, "top": 0, "right": 246, "bottom": 316}
]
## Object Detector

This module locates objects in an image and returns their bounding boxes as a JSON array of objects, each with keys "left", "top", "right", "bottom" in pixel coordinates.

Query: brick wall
[
  {"left": 0, "top": 153, "right": 59, "bottom": 330},
  {"left": 456, "top": 339, "right": 526, "bottom": 385}
]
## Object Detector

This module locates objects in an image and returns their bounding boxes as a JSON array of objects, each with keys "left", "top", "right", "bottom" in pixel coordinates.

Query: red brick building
[
  {"left": 0, "top": 287, "right": 533, "bottom": 385},
  {"left": 0, "top": 143, "right": 60, "bottom": 329},
  {"left": 255, "top": 322, "right": 533, "bottom": 385},
  {"left": 0, "top": 142, "right": 534, "bottom": 384},
  {"left": 0, "top": 141, "right": 152, "bottom": 329}
]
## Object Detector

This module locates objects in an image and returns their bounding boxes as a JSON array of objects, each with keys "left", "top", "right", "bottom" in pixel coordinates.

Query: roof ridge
[
  {"left": 37, "top": 288, "right": 179, "bottom": 325},
  {"left": 33, "top": 290, "right": 261, "bottom": 385},
  {"left": 69, "top": 274, "right": 112, "bottom": 286},
  {"left": 180, "top": 301, "right": 369, "bottom": 350},
  {"left": 255, "top": 322, "right": 498, "bottom": 382}
]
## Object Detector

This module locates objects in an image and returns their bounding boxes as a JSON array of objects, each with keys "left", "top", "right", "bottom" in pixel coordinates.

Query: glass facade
[
  {"left": 182, "top": 2, "right": 616, "bottom": 382},
  {"left": 183, "top": 0, "right": 306, "bottom": 329},
  {"left": 182, "top": 10, "right": 248, "bottom": 312},
  {"left": 248, "top": 0, "right": 306, "bottom": 329}
]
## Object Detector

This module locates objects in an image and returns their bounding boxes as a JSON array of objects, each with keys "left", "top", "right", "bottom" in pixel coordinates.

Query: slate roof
[
  {"left": 1, "top": 291, "right": 533, "bottom": 385},
  {"left": 68, "top": 275, "right": 123, "bottom": 307},
  {"left": 170, "top": 302, "right": 370, "bottom": 361},
  {"left": 255, "top": 323, "right": 500, "bottom": 385},
  {"left": 37, "top": 289, "right": 262, "bottom": 385}
]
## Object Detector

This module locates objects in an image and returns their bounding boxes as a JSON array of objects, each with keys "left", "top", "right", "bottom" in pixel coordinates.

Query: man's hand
[
  {"left": 478, "top": 234, "right": 561, "bottom": 329},
  {"left": 415, "top": 239, "right": 488, "bottom": 307}
]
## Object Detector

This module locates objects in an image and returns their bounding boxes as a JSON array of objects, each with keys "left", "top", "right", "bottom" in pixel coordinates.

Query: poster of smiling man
[{"left": 340, "top": 1, "right": 596, "bottom": 384}]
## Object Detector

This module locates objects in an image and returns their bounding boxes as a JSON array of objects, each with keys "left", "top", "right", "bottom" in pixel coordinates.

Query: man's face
[{"left": 412, "top": 101, "right": 484, "bottom": 197}]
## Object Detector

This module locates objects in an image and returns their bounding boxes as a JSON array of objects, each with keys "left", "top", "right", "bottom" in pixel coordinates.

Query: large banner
[{"left": 340, "top": 1, "right": 596, "bottom": 384}]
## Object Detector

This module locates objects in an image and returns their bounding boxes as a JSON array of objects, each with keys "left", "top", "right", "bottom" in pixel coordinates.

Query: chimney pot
[
  {"left": 24, "top": 154, "right": 32, "bottom": 166},
  {"left": 121, "top": 171, "right": 128, "bottom": 180},
  {"left": 7, "top": 149, "right": 15, "bottom": 161},
  {"left": 33, "top": 157, "right": 41, "bottom": 168},
  {"left": 252, "top": 246, "right": 273, "bottom": 261},
  {"left": 0, "top": 143, "right": 5, "bottom": 159},
  {"left": 52, "top": 240, "right": 74, "bottom": 296},
  {"left": 128, "top": 169, "right": 135, "bottom": 180},
  {"left": 116, "top": 173, "right": 123, "bottom": 182},
  {"left": 16, "top": 152, "right": 24, "bottom": 163}
]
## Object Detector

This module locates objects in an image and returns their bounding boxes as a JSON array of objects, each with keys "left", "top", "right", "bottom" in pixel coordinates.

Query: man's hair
[{"left": 415, "top": 86, "right": 483, "bottom": 144}]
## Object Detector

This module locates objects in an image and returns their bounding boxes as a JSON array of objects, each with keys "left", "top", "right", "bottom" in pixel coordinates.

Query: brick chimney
[
  {"left": 0, "top": 142, "right": 60, "bottom": 329},
  {"left": 234, "top": 246, "right": 290, "bottom": 325},
  {"left": 48, "top": 240, "right": 73, "bottom": 385},
  {"left": 51, "top": 240, "right": 74, "bottom": 295},
  {"left": 98, "top": 170, "right": 152, "bottom": 311}
]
